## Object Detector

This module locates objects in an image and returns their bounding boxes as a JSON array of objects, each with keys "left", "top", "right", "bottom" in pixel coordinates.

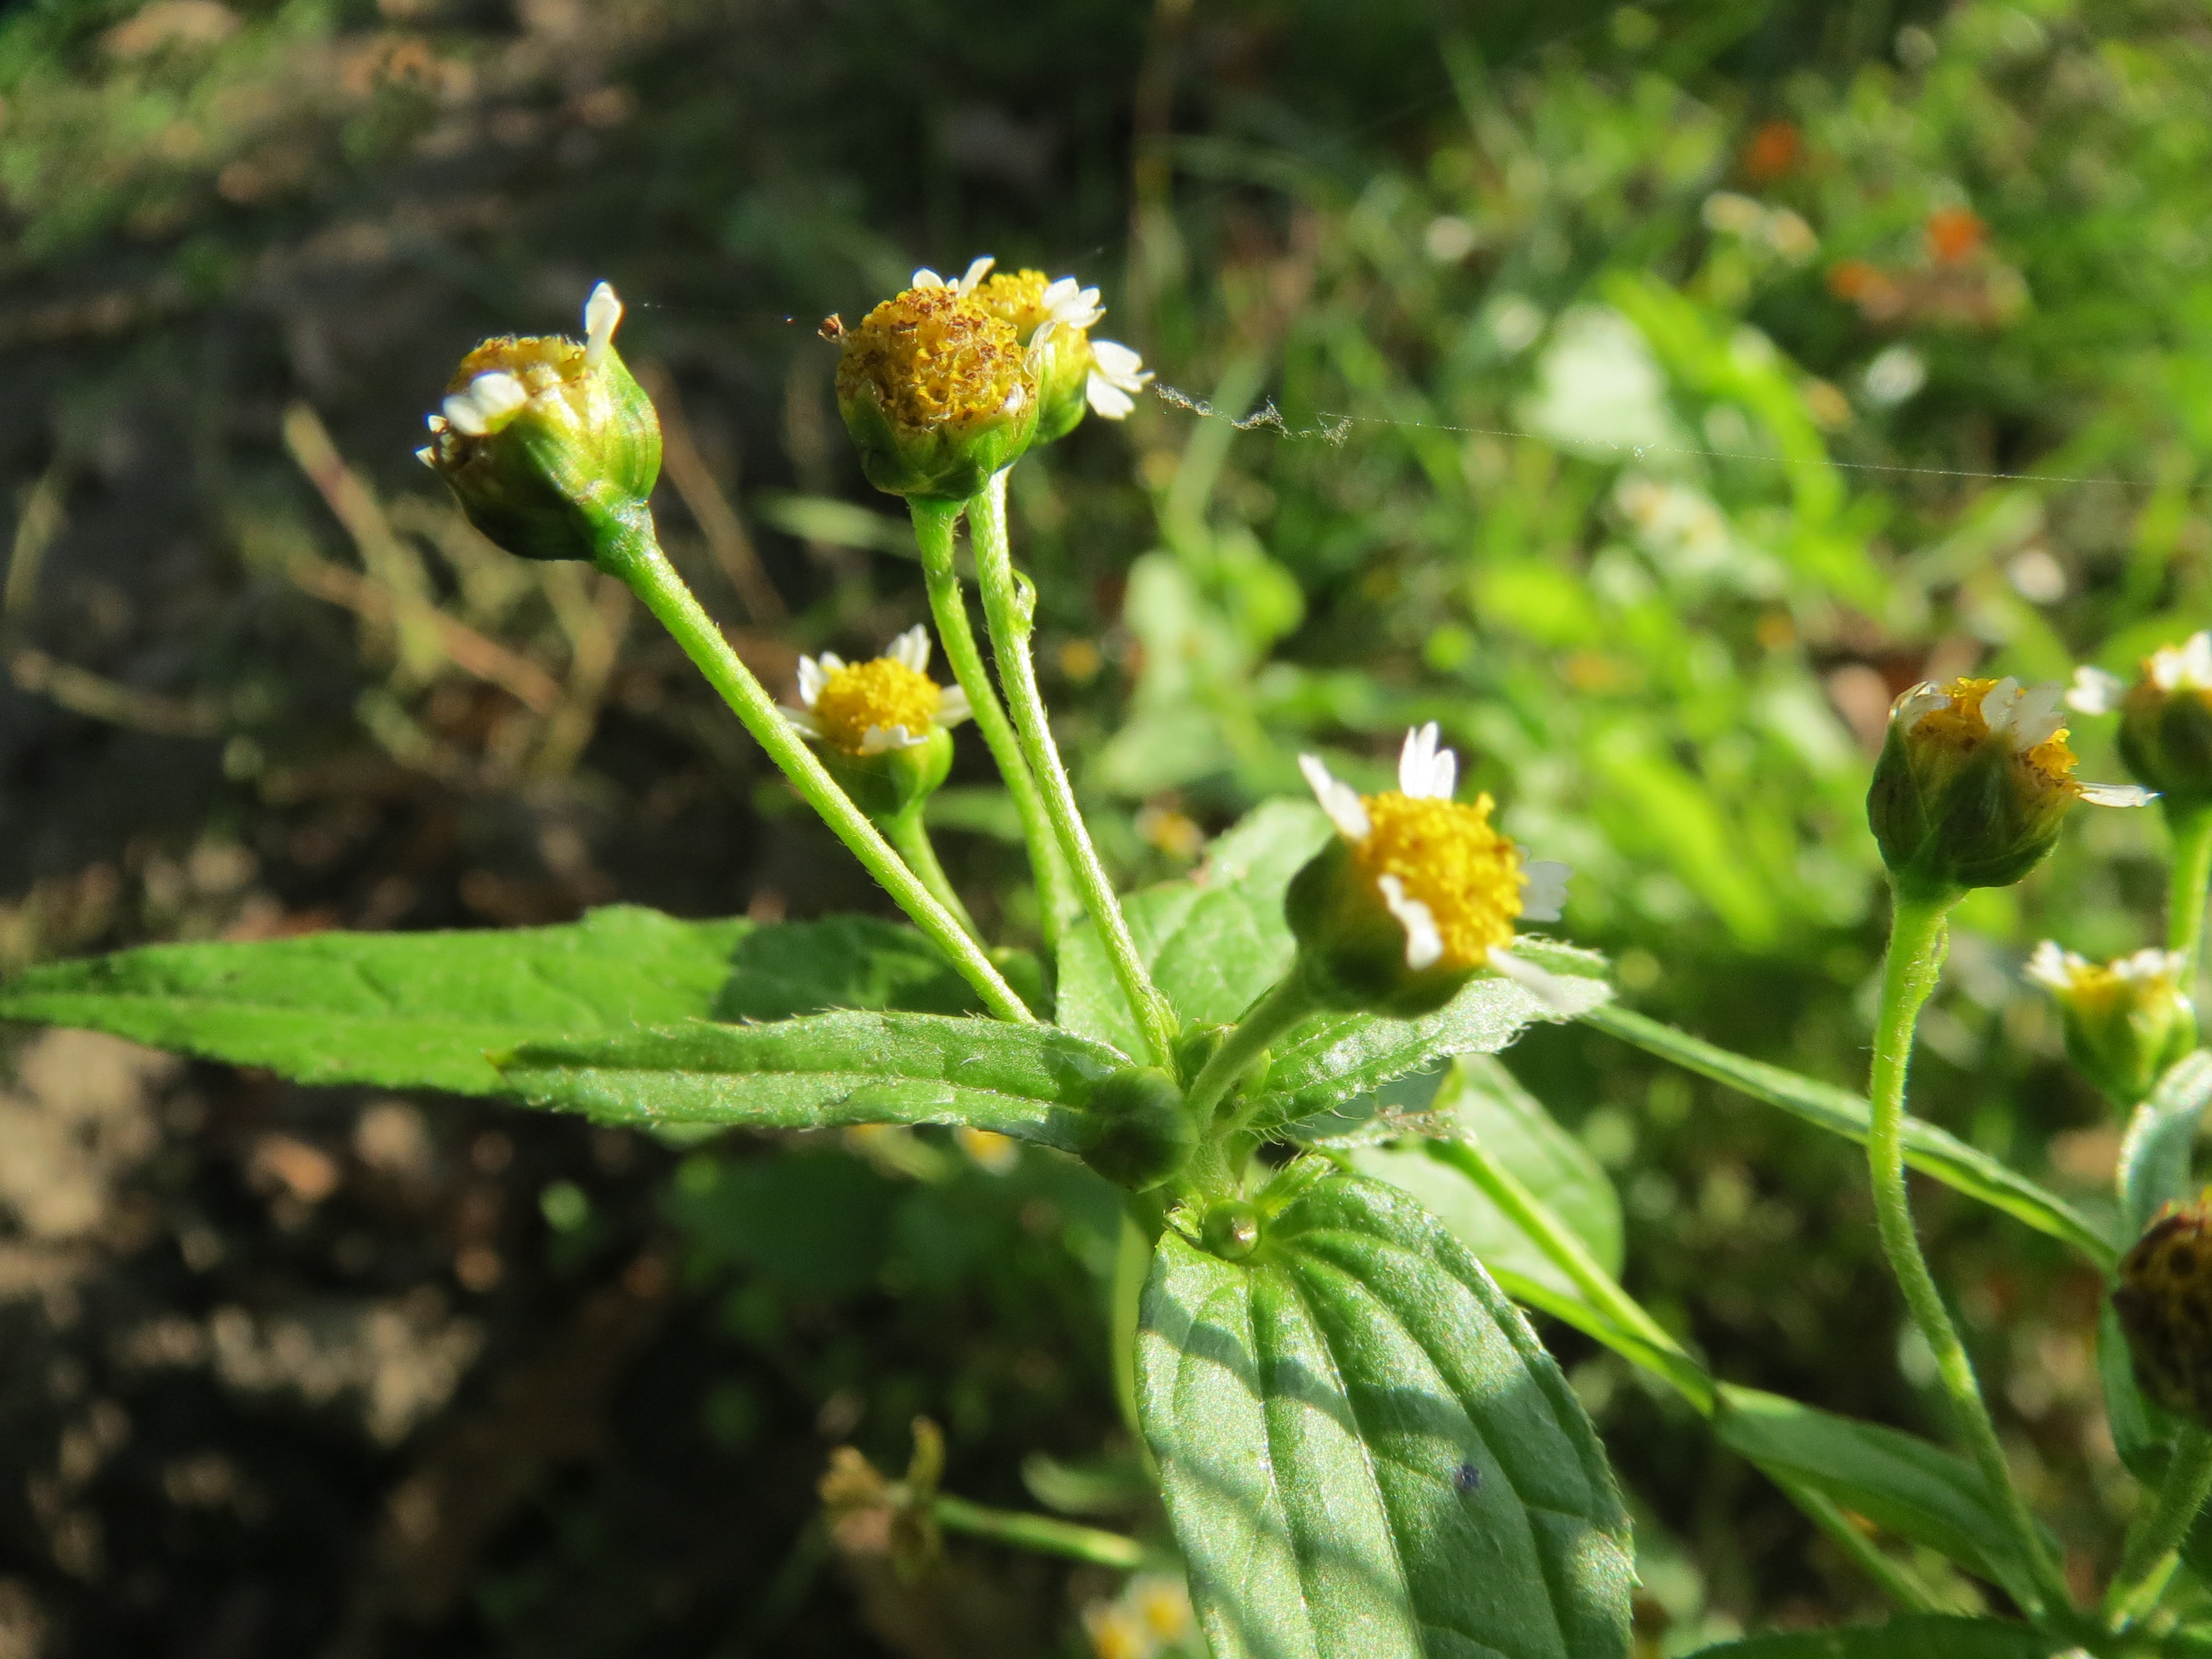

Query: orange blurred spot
[
  {"left": 1743, "top": 120, "right": 1801, "bottom": 183},
  {"left": 1926, "top": 206, "right": 1985, "bottom": 264},
  {"left": 1826, "top": 259, "right": 1903, "bottom": 320}
]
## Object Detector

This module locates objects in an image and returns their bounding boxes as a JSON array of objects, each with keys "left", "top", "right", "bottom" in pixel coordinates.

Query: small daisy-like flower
[
  {"left": 784, "top": 624, "right": 971, "bottom": 756},
  {"left": 1126, "top": 1574, "right": 1196, "bottom": 1644},
  {"left": 2069, "top": 633, "right": 2212, "bottom": 810},
  {"left": 1869, "top": 675, "right": 2152, "bottom": 897},
  {"left": 1081, "top": 1600, "right": 1157, "bottom": 1659},
  {"left": 825, "top": 283, "right": 1037, "bottom": 499},
  {"left": 2026, "top": 942, "right": 2196, "bottom": 1105},
  {"left": 1289, "top": 723, "right": 1574, "bottom": 1014},
  {"left": 420, "top": 282, "right": 660, "bottom": 563},
  {"left": 953, "top": 1125, "right": 1019, "bottom": 1175},
  {"left": 933, "top": 255, "right": 1155, "bottom": 441}
]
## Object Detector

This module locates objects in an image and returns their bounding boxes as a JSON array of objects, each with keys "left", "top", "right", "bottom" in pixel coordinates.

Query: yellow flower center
[
  {"left": 449, "top": 334, "right": 585, "bottom": 397},
  {"left": 1352, "top": 792, "right": 1524, "bottom": 969},
  {"left": 809, "top": 657, "right": 943, "bottom": 754},
  {"left": 974, "top": 269, "right": 1060, "bottom": 340},
  {"left": 834, "top": 288, "right": 1028, "bottom": 436},
  {"left": 1913, "top": 675, "right": 2079, "bottom": 791}
]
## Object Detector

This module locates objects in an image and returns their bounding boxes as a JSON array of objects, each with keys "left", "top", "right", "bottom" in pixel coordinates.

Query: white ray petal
[
  {"left": 2079, "top": 781, "right": 2157, "bottom": 807},
  {"left": 1377, "top": 875, "right": 1444, "bottom": 970},
  {"left": 1979, "top": 677, "right": 2024, "bottom": 739},
  {"left": 937, "top": 685, "right": 972, "bottom": 727},
  {"left": 2024, "top": 939, "right": 2079, "bottom": 991},
  {"left": 1299, "top": 754, "right": 1371, "bottom": 840},
  {"left": 1486, "top": 946, "right": 1583, "bottom": 1015},
  {"left": 2067, "top": 666, "right": 2125, "bottom": 716},
  {"left": 415, "top": 445, "right": 436, "bottom": 468},
  {"left": 1085, "top": 370, "right": 1136, "bottom": 420},
  {"left": 796, "top": 655, "right": 830, "bottom": 706},
  {"left": 911, "top": 267, "right": 946, "bottom": 289},
  {"left": 860, "top": 724, "right": 928, "bottom": 754},
  {"left": 782, "top": 705, "right": 823, "bottom": 737},
  {"left": 1893, "top": 682, "right": 1951, "bottom": 729},
  {"left": 2010, "top": 682, "right": 2066, "bottom": 748},
  {"left": 583, "top": 281, "right": 623, "bottom": 368},
  {"left": 1398, "top": 723, "right": 1456, "bottom": 799},
  {"left": 956, "top": 255, "right": 996, "bottom": 293},
  {"left": 1090, "top": 338, "right": 1151, "bottom": 390},
  {"left": 1520, "top": 860, "right": 1570, "bottom": 923},
  {"left": 441, "top": 371, "right": 528, "bottom": 438},
  {"left": 2113, "top": 947, "right": 2186, "bottom": 981},
  {"left": 887, "top": 624, "right": 931, "bottom": 674}
]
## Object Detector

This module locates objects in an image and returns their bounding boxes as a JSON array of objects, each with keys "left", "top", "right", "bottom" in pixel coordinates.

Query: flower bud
[
  {"left": 1288, "top": 725, "right": 1574, "bottom": 1017},
  {"left": 2115, "top": 1198, "right": 2212, "bottom": 1429},
  {"left": 1078, "top": 1066, "right": 1198, "bottom": 1192},
  {"left": 420, "top": 283, "right": 659, "bottom": 563},
  {"left": 2026, "top": 942, "right": 2197, "bottom": 1105},
  {"left": 1201, "top": 1198, "right": 1262, "bottom": 1261},
  {"left": 782, "top": 625, "right": 972, "bottom": 822},
  {"left": 2073, "top": 635, "right": 2212, "bottom": 811},
  {"left": 1868, "top": 675, "right": 2152, "bottom": 900},
  {"left": 826, "top": 282, "right": 1037, "bottom": 501}
]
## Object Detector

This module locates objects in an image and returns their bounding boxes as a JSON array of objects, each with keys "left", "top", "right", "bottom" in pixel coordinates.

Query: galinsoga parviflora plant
[{"left": 22, "top": 266, "right": 2212, "bottom": 1657}]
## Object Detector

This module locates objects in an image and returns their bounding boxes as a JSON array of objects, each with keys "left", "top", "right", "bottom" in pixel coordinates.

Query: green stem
[
  {"left": 1186, "top": 964, "right": 1319, "bottom": 1126},
  {"left": 1868, "top": 890, "right": 2071, "bottom": 1620},
  {"left": 1426, "top": 1136, "right": 1717, "bottom": 1416},
  {"left": 1776, "top": 1472, "right": 1951, "bottom": 1615},
  {"left": 929, "top": 1493, "right": 1146, "bottom": 1570},
  {"left": 882, "top": 808, "right": 982, "bottom": 944},
  {"left": 907, "top": 499, "right": 1079, "bottom": 950},
  {"left": 2104, "top": 1426, "right": 2212, "bottom": 1630},
  {"left": 968, "top": 472, "right": 1178, "bottom": 1068},
  {"left": 591, "top": 507, "right": 1031, "bottom": 1025},
  {"left": 1110, "top": 1212, "right": 1151, "bottom": 1443},
  {"left": 2167, "top": 804, "right": 2212, "bottom": 993}
]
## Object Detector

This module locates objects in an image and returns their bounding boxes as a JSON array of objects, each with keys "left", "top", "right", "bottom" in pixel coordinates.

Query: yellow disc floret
[
  {"left": 1914, "top": 675, "right": 2079, "bottom": 795},
  {"left": 974, "top": 269, "right": 1060, "bottom": 340},
  {"left": 808, "top": 657, "right": 943, "bottom": 754},
  {"left": 835, "top": 287, "right": 1028, "bottom": 437},
  {"left": 448, "top": 333, "right": 586, "bottom": 398},
  {"left": 1350, "top": 792, "right": 1524, "bottom": 969}
]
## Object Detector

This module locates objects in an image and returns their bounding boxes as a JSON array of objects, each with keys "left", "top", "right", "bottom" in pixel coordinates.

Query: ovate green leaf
[
  {"left": 1139, "top": 1170, "right": 1634, "bottom": 1659},
  {"left": 495, "top": 1011, "right": 1123, "bottom": 1148},
  {"left": 2120, "top": 1049, "right": 2212, "bottom": 1239},
  {"left": 0, "top": 908, "right": 976, "bottom": 1096},
  {"left": 1713, "top": 1387, "right": 2044, "bottom": 1612}
]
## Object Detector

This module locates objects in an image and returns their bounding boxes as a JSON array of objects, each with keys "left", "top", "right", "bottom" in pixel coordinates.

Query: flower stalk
[
  {"left": 591, "top": 511, "right": 1031, "bottom": 1025},
  {"left": 968, "top": 472, "right": 1179, "bottom": 1067},
  {"left": 905, "top": 499, "right": 1079, "bottom": 945},
  {"left": 1868, "top": 891, "right": 2072, "bottom": 1618},
  {"left": 2167, "top": 804, "right": 2212, "bottom": 990},
  {"left": 2103, "top": 1425, "right": 2212, "bottom": 1629}
]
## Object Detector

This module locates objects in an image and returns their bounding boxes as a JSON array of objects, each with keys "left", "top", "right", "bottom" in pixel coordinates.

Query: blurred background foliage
[{"left": 4, "top": 0, "right": 2211, "bottom": 1652}]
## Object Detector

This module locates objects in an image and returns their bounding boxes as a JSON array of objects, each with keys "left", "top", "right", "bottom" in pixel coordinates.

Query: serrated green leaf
[
  {"left": 495, "top": 1011, "right": 1121, "bottom": 1147},
  {"left": 1584, "top": 1004, "right": 2114, "bottom": 1269},
  {"left": 1712, "top": 1387, "right": 2044, "bottom": 1612},
  {"left": 1684, "top": 1617, "right": 2076, "bottom": 1657},
  {"left": 1059, "top": 798, "right": 1333, "bottom": 1057},
  {"left": 1247, "top": 945, "right": 1612, "bottom": 1133},
  {"left": 2120, "top": 1050, "right": 2212, "bottom": 1239},
  {"left": 0, "top": 907, "right": 977, "bottom": 1097},
  {"left": 1350, "top": 1056, "right": 1623, "bottom": 1304},
  {"left": 1139, "top": 1170, "right": 1634, "bottom": 1659}
]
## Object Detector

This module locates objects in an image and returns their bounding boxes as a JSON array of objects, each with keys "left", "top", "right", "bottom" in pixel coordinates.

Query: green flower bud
[
  {"left": 781, "top": 625, "right": 972, "bottom": 820},
  {"left": 1289, "top": 726, "right": 1575, "bottom": 1018},
  {"left": 420, "top": 283, "right": 660, "bottom": 563},
  {"left": 2115, "top": 1198, "right": 2212, "bottom": 1429},
  {"left": 2073, "top": 635, "right": 2212, "bottom": 811},
  {"left": 1078, "top": 1066, "right": 1197, "bottom": 1192},
  {"left": 1201, "top": 1199, "right": 1262, "bottom": 1261},
  {"left": 1867, "top": 675, "right": 2152, "bottom": 901},
  {"left": 2026, "top": 942, "right": 2197, "bottom": 1105},
  {"left": 826, "top": 281, "right": 1037, "bottom": 501}
]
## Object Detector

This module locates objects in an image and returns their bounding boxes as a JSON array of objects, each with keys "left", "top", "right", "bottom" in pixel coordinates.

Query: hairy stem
[
  {"left": 968, "top": 472, "right": 1178, "bottom": 1067},
  {"left": 881, "top": 809, "right": 982, "bottom": 945},
  {"left": 593, "top": 507, "right": 1030, "bottom": 1024},
  {"left": 930, "top": 1494, "right": 1145, "bottom": 1570},
  {"left": 1185, "top": 964, "right": 1319, "bottom": 1127},
  {"left": 2168, "top": 804, "right": 2212, "bottom": 993},
  {"left": 1867, "top": 890, "right": 2070, "bottom": 1619},
  {"left": 2104, "top": 1426, "right": 2212, "bottom": 1630}
]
